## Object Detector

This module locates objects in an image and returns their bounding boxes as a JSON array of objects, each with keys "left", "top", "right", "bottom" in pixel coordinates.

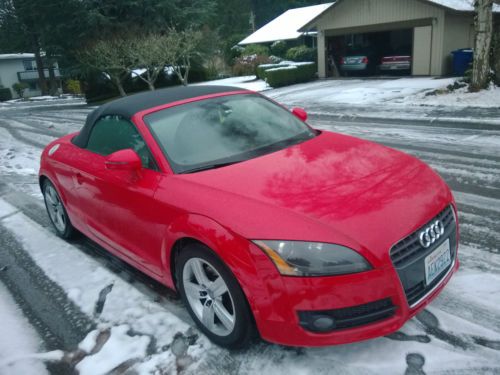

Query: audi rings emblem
[{"left": 419, "top": 220, "right": 445, "bottom": 248}]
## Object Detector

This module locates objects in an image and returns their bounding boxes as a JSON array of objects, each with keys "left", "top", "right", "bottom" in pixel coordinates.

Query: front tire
[
  {"left": 176, "top": 243, "right": 254, "bottom": 348},
  {"left": 42, "top": 179, "right": 75, "bottom": 239}
]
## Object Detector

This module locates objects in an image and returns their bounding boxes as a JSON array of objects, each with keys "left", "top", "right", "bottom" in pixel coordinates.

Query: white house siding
[
  {"left": 0, "top": 59, "right": 42, "bottom": 99},
  {"left": 311, "top": 0, "right": 449, "bottom": 77},
  {"left": 0, "top": 60, "right": 24, "bottom": 98}
]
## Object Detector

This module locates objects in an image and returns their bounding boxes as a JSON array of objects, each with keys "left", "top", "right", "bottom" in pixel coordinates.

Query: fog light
[
  {"left": 299, "top": 311, "right": 337, "bottom": 333},
  {"left": 311, "top": 315, "right": 336, "bottom": 331}
]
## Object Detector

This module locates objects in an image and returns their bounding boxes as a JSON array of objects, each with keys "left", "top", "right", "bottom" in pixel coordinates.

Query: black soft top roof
[{"left": 73, "top": 85, "right": 248, "bottom": 147}]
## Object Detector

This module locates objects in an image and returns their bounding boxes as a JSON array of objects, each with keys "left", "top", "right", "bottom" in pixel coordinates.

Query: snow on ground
[
  {"left": 267, "top": 77, "right": 458, "bottom": 105},
  {"left": 0, "top": 128, "right": 40, "bottom": 176},
  {"left": 0, "top": 95, "right": 86, "bottom": 111},
  {"left": 76, "top": 326, "right": 150, "bottom": 375},
  {"left": 0, "top": 200, "right": 206, "bottom": 374},
  {"left": 201, "top": 75, "right": 500, "bottom": 111},
  {"left": 0, "top": 282, "right": 50, "bottom": 375},
  {"left": 409, "top": 83, "right": 500, "bottom": 108}
]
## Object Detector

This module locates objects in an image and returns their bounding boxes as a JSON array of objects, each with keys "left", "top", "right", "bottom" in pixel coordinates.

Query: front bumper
[
  {"left": 251, "top": 259, "right": 458, "bottom": 347},
  {"left": 245, "top": 207, "right": 459, "bottom": 347}
]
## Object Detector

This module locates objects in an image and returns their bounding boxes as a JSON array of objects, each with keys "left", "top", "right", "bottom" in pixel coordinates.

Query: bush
[
  {"left": 270, "top": 41, "right": 287, "bottom": 57},
  {"left": 12, "top": 82, "right": 29, "bottom": 98},
  {"left": 222, "top": 34, "right": 247, "bottom": 64},
  {"left": 256, "top": 61, "right": 297, "bottom": 79},
  {"left": 265, "top": 63, "right": 316, "bottom": 88},
  {"left": 242, "top": 44, "right": 269, "bottom": 57},
  {"left": 256, "top": 63, "right": 282, "bottom": 79},
  {"left": 285, "top": 46, "right": 317, "bottom": 62},
  {"left": 232, "top": 54, "right": 271, "bottom": 76},
  {"left": 0, "top": 87, "right": 12, "bottom": 101},
  {"left": 64, "top": 79, "right": 82, "bottom": 95}
]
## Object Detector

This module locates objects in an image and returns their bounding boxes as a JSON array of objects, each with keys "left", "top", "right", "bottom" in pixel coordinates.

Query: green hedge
[
  {"left": 265, "top": 63, "right": 316, "bottom": 88},
  {"left": 285, "top": 46, "right": 317, "bottom": 62},
  {"left": 0, "top": 87, "right": 12, "bottom": 101},
  {"left": 256, "top": 63, "right": 284, "bottom": 79}
]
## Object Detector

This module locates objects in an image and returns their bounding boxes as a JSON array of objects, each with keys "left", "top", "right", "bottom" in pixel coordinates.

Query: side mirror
[
  {"left": 292, "top": 107, "right": 308, "bottom": 122},
  {"left": 105, "top": 149, "right": 142, "bottom": 172}
]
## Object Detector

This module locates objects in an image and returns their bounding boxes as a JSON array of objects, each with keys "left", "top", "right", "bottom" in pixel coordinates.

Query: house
[
  {"left": 0, "top": 53, "right": 62, "bottom": 98},
  {"left": 239, "top": 0, "right": 499, "bottom": 77},
  {"left": 300, "top": 0, "right": 500, "bottom": 77},
  {"left": 238, "top": 3, "right": 334, "bottom": 46}
]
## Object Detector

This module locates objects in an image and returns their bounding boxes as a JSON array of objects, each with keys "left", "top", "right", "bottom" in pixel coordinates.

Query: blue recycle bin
[{"left": 451, "top": 49, "right": 473, "bottom": 76}]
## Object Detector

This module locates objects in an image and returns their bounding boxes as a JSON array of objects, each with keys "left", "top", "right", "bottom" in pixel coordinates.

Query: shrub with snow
[{"left": 263, "top": 62, "right": 317, "bottom": 88}]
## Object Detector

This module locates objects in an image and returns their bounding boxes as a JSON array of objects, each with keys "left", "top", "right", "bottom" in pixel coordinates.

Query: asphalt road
[{"left": 0, "top": 99, "right": 499, "bottom": 374}]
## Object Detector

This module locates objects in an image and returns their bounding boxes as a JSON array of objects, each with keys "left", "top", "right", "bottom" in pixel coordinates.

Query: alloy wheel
[
  {"left": 44, "top": 184, "right": 67, "bottom": 233},
  {"left": 182, "top": 257, "right": 236, "bottom": 336}
]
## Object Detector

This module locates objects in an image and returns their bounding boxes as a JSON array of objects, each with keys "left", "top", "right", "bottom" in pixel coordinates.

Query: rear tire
[
  {"left": 176, "top": 243, "right": 255, "bottom": 349},
  {"left": 42, "top": 179, "right": 75, "bottom": 239}
]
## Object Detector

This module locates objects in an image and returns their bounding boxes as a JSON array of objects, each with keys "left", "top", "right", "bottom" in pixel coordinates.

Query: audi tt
[{"left": 39, "top": 86, "right": 459, "bottom": 348}]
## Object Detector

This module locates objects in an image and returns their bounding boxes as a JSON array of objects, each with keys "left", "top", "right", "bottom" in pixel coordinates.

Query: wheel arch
[
  {"left": 38, "top": 171, "right": 69, "bottom": 206},
  {"left": 163, "top": 213, "right": 264, "bottom": 325}
]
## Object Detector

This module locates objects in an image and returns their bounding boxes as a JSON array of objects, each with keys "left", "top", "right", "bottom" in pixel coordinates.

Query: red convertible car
[{"left": 39, "top": 86, "right": 459, "bottom": 348}]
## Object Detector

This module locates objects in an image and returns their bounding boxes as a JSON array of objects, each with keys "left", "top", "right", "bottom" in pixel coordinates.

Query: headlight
[{"left": 253, "top": 240, "right": 372, "bottom": 277}]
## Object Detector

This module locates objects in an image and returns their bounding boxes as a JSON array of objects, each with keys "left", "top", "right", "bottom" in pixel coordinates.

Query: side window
[{"left": 86, "top": 115, "right": 157, "bottom": 170}]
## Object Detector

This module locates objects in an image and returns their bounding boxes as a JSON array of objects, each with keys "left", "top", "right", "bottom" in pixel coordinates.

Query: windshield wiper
[{"left": 181, "top": 160, "right": 244, "bottom": 174}]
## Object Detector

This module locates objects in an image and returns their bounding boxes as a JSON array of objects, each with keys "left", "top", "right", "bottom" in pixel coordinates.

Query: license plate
[
  {"left": 390, "top": 66, "right": 398, "bottom": 70},
  {"left": 425, "top": 239, "right": 451, "bottom": 285}
]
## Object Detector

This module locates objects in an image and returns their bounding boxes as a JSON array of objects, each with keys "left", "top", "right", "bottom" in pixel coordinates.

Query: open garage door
[{"left": 327, "top": 29, "right": 413, "bottom": 77}]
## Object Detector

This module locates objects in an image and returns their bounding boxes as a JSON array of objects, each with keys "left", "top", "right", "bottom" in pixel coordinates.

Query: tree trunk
[
  {"left": 471, "top": 0, "right": 493, "bottom": 91},
  {"left": 112, "top": 76, "right": 127, "bottom": 97},
  {"left": 32, "top": 35, "right": 48, "bottom": 95},
  {"left": 146, "top": 71, "right": 155, "bottom": 90},
  {"left": 493, "top": 22, "right": 500, "bottom": 85},
  {"left": 47, "top": 59, "right": 58, "bottom": 96},
  {"left": 182, "top": 66, "right": 190, "bottom": 86}
]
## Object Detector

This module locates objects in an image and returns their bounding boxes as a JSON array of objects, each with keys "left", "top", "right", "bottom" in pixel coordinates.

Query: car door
[{"left": 71, "top": 115, "right": 165, "bottom": 277}]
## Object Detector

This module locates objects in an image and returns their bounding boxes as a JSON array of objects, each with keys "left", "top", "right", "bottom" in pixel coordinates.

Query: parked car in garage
[
  {"left": 379, "top": 46, "right": 412, "bottom": 74},
  {"left": 340, "top": 46, "right": 378, "bottom": 76}
]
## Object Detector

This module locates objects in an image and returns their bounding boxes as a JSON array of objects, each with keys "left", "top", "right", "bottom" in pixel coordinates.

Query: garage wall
[
  {"left": 312, "top": 0, "right": 447, "bottom": 77},
  {"left": 315, "top": 0, "right": 444, "bottom": 30},
  {"left": 442, "top": 13, "right": 474, "bottom": 74}
]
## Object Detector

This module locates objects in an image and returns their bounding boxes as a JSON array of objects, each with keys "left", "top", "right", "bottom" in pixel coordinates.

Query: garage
[
  {"left": 300, "top": 0, "right": 480, "bottom": 77},
  {"left": 327, "top": 29, "right": 413, "bottom": 76}
]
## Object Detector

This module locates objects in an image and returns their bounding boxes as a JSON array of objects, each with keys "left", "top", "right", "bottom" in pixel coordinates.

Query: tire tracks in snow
[{"left": 0, "top": 221, "right": 94, "bottom": 375}]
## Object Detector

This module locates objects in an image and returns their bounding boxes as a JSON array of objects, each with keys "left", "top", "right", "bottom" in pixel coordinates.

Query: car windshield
[{"left": 144, "top": 94, "right": 316, "bottom": 173}]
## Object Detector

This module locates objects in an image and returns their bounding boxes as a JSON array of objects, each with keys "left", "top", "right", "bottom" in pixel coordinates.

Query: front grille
[
  {"left": 389, "top": 205, "right": 458, "bottom": 307},
  {"left": 390, "top": 206, "right": 455, "bottom": 268},
  {"left": 298, "top": 298, "right": 396, "bottom": 333}
]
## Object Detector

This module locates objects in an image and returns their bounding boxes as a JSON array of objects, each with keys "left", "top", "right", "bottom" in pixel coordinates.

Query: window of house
[
  {"left": 22, "top": 59, "right": 36, "bottom": 71},
  {"left": 86, "top": 115, "right": 157, "bottom": 170}
]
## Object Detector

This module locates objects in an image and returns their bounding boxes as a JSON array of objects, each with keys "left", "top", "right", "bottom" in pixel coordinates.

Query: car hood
[{"left": 168, "top": 131, "right": 452, "bottom": 262}]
